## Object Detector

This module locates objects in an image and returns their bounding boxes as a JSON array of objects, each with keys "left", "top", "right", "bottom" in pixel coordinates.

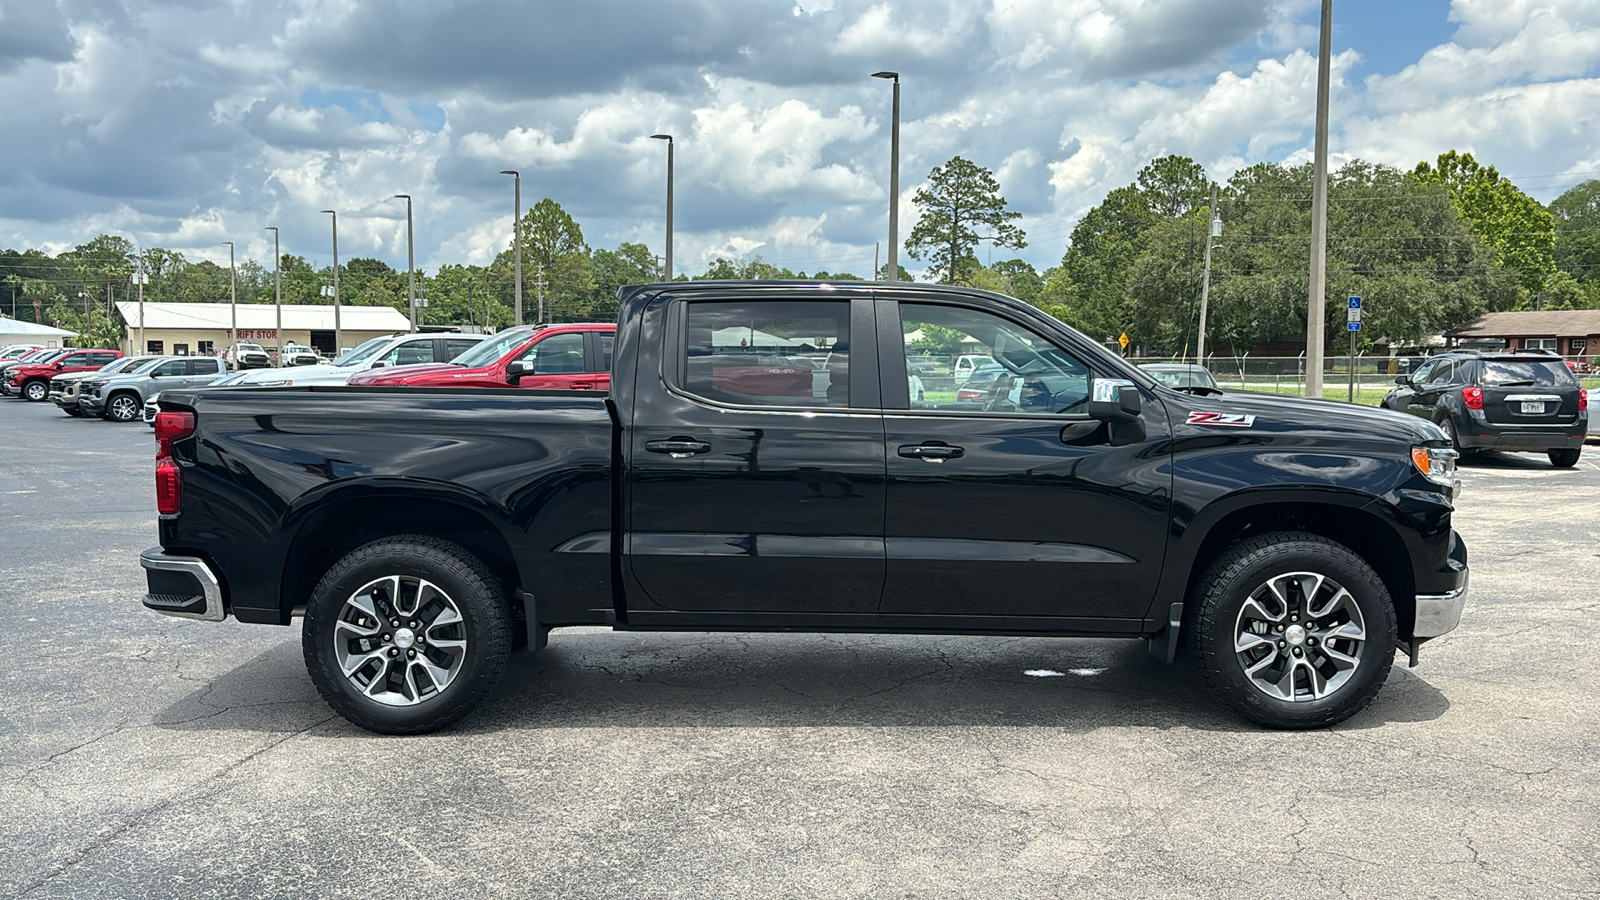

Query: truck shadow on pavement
[{"left": 154, "top": 630, "right": 1450, "bottom": 735}]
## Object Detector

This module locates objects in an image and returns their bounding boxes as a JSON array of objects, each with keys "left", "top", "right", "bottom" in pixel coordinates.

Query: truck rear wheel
[
  {"left": 1191, "top": 531, "right": 1396, "bottom": 729},
  {"left": 302, "top": 536, "right": 512, "bottom": 734},
  {"left": 1548, "top": 448, "right": 1580, "bottom": 468}
]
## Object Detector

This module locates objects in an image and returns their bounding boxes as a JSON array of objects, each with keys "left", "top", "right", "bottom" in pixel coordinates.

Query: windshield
[
  {"left": 332, "top": 337, "right": 393, "bottom": 367},
  {"left": 101, "top": 356, "right": 150, "bottom": 374},
  {"left": 238, "top": 343, "right": 264, "bottom": 352},
  {"left": 1480, "top": 360, "right": 1576, "bottom": 387},
  {"left": 452, "top": 328, "right": 535, "bottom": 368},
  {"left": 24, "top": 349, "right": 68, "bottom": 364}
]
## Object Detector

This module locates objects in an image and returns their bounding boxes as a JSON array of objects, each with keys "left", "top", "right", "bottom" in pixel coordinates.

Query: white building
[
  {"left": 113, "top": 301, "right": 412, "bottom": 359},
  {"left": 0, "top": 317, "right": 77, "bottom": 348}
]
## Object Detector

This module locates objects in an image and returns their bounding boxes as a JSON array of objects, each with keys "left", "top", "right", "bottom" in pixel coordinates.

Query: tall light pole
[
  {"left": 650, "top": 134, "right": 674, "bottom": 281},
  {"left": 393, "top": 194, "right": 417, "bottom": 331},
  {"left": 1197, "top": 183, "right": 1220, "bottom": 362},
  {"left": 872, "top": 71, "right": 900, "bottom": 282},
  {"left": 321, "top": 209, "right": 342, "bottom": 355},
  {"left": 500, "top": 170, "right": 523, "bottom": 325},
  {"left": 221, "top": 241, "right": 236, "bottom": 353},
  {"left": 134, "top": 249, "right": 146, "bottom": 356},
  {"left": 1305, "top": 0, "right": 1333, "bottom": 398},
  {"left": 265, "top": 226, "right": 281, "bottom": 364}
]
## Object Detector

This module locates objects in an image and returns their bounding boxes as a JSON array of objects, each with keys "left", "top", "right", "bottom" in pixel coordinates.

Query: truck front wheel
[
  {"left": 1192, "top": 532, "right": 1396, "bottom": 729},
  {"left": 302, "top": 536, "right": 512, "bottom": 734}
]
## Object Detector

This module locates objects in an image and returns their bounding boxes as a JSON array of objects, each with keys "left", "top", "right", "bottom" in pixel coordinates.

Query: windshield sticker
[{"left": 1187, "top": 411, "right": 1256, "bottom": 427}]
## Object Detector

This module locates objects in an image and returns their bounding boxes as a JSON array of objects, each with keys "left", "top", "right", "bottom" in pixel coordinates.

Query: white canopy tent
[{"left": 0, "top": 317, "right": 76, "bottom": 348}]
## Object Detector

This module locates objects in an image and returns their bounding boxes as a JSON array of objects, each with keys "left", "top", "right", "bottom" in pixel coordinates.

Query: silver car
[{"left": 82, "top": 356, "right": 229, "bottom": 422}]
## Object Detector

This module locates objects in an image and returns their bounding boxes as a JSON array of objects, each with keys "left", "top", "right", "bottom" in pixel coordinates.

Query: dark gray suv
[{"left": 1380, "top": 349, "right": 1588, "bottom": 467}]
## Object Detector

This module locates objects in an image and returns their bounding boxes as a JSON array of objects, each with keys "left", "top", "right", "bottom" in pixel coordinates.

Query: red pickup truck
[
  {"left": 7, "top": 348, "right": 123, "bottom": 401},
  {"left": 348, "top": 322, "right": 614, "bottom": 390}
]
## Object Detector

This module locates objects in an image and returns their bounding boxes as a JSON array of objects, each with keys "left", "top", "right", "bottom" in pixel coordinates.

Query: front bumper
[
  {"left": 1403, "top": 530, "right": 1468, "bottom": 665},
  {"left": 140, "top": 548, "right": 228, "bottom": 621},
  {"left": 78, "top": 394, "right": 106, "bottom": 415}
]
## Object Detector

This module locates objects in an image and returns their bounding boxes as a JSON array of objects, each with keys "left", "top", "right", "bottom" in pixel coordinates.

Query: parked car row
[{"left": 7, "top": 324, "right": 621, "bottom": 426}]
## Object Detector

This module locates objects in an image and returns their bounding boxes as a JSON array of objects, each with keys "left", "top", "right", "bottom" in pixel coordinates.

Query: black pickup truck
[{"left": 140, "top": 281, "right": 1468, "bottom": 734}]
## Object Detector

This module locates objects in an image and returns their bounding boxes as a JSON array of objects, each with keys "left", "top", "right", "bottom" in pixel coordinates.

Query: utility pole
[
  {"left": 321, "top": 210, "right": 341, "bottom": 355},
  {"left": 650, "top": 134, "right": 674, "bottom": 280},
  {"left": 1305, "top": 0, "right": 1333, "bottom": 398},
  {"left": 135, "top": 251, "right": 146, "bottom": 356},
  {"left": 265, "top": 226, "right": 281, "bottom": 364},
  {"left": 535, "top": 264, "right": 547, "bottom": 323},
  {"left": 1197, "top": 183, "right": 1219, "bottom": 363},
  {"left": 500, "top": 170, "right": 523, "bottom": 325},
  {"left": 872, "top": 71, "right": 901, "bottom": 282},
  {"left": 874, "top": 242, "right": 880, "bottom": 282},
  {"left": 393, "top": 194, "right": 417, "bottom": 331},
  {"left": 222, "top": 241, "right": 236, "bottom": 350}
]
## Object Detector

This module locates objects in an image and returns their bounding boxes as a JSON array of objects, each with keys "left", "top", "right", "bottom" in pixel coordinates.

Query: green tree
[
  {"left": 497, "top": 198, "right": 595, "bottom": 321},
  {"left": 1137, "top": 155, "right": 1214, "bottom": 218},
  {"left": 988, "top": 259, "right": 1042, "bottom": 303},
  {"left": 905, "top": 156, "right": 1025, "bottom": 284},
  {"left": 697, "top": 258, "right": 740, "bottom": 280},
  {"left": 1549, "top": 179, "right": 1600, "bottom": 284},
  {"left": 1539, "top": 270, "right": 1599, "bottom": 310},
  {"left": 1057, "top": 185, "right": 1158, "bottom": 340},
  {"left": 1413, "top": 150, "right": 1555, "bottom": 295},
  {"left": 589, "top": 242, "right": 658, "bottom": 321}
]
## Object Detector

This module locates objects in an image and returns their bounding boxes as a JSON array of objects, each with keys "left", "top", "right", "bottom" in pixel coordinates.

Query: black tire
[
  {"left": 105, "top": 392, "right": 142, "bottom": 422},
  {"left": 22, "top": 380, "right": 48, "bottom": 402},
  {"left": 1436, "top": 415, "right": 1470, "bottom": 456},
  {"left": 302, "top": 535, "right": 512, "bottom": 734},
  {"left": 1549, "top": 447, "right": 1581, "bottom": 468},
  {"left": 62, "top": 407, "right": 81, "bottom": 417},
  {"left": 1191, "top": 531, "right": 1396, "bottom": 729}
]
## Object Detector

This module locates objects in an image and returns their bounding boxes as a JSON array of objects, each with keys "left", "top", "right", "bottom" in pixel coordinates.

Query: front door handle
[
  {"left": 645, "top": 438, "right": 711, "bottom": 458},
  {"left": 898, "top": 443, "right": 964, "bottom": 462},
  {"left": 570, "top": 382, "right": 595, "bottom": 390}
]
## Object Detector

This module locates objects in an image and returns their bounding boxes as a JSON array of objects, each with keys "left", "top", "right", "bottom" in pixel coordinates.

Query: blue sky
[{"left": 1, "top": 1, "right": 1597, "bottom": 280}]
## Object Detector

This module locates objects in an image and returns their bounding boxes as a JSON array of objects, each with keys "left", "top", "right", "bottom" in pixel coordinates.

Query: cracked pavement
[{"left": 2, "top": 398, "right": 1598, "bottom": 898}]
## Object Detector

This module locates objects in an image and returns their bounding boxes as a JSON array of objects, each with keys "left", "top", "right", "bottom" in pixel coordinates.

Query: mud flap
[{"left": 1146, "top": 602, "right": 1185, "bottom": 663}]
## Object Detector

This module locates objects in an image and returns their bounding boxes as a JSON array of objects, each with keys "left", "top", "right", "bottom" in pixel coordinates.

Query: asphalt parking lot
[{"left": 3, "top": 396, "right": 1598, "bottom": 899}]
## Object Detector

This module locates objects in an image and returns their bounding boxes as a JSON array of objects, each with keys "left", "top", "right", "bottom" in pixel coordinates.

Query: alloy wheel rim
[
  {"left": 25, "top": 383, "right": 45, "bottom": 400},
  {"left": 1233, "top": 571, "right": 1366, "bottom": 702},
  {"left": 333, "top": 575, "right": 468, "bottom": 707},
  {"left": 111, "top": 397, "right": 138, "bottom": 420}
]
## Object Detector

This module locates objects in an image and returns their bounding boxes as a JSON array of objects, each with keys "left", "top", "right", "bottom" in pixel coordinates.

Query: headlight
[{"left": 1411, "top": 445, "right": 1460, "bottom": 494}]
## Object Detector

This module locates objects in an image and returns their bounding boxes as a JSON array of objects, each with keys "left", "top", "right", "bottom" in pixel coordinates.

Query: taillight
[
  {"left": 1581, "top": 389, "right": 1589, "bottom": 412},
  {"left": 1462, "top": 386, "right": 1483, "bottom": 410},
  {"left": 154, "top": 410, "right": 195, "bottom": 518}
]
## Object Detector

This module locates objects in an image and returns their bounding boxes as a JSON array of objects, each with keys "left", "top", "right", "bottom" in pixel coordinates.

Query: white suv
[{"left": 234, "top": 332, "right": 486, "bottom": 387}]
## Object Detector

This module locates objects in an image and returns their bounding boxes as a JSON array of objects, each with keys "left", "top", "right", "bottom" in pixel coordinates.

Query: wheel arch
[
  {"left": 1173, "top": 496, "right": 1416, "bottom": 638},
  {"left": 105, "top": 388, "right": 144, "bottom": 416},
  {"left": 279, "top": 491, "right": 523, "bottom": 626}
]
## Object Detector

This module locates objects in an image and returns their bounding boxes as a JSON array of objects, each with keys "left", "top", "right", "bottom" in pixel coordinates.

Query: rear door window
[
  {"left": 443, "top": 338, "right": 481, "bottom": 360},
  {"left": 681, "top": 301, "right": 848, "bottom": 408}
]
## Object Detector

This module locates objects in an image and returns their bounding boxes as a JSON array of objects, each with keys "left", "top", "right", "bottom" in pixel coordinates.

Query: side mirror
[
  {"left": 1394, "top": 374, "right": 1412, "bottom": 385},
  {"left": 1088, "top": 379, "right": 1141, "bottom": 423},
  {"left": 506, "top": 359, "right": 531, "bottom": 385},
  {"left": 149, "top": 370, "right": 163, "bottom": 378},
  {"left": 370, "top": 361, "right": 386, "bottom": 369},
  {"left": 1088, "top": 379, "right": 1146, "bottom": 447}
]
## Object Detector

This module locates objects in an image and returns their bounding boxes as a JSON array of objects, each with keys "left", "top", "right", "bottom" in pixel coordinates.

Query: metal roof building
[
  {"left": 0, "top": 317, "right": 77, "bottom": 347},
  {"left": 113, "top": 301, "right": 412, "bottom": 358},
  {"left": 1446, "top": 310, "right": 1600, "bottom": 362}
]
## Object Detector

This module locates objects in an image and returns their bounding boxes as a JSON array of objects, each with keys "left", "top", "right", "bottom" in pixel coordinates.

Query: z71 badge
[{"left": 1187, "top": 411, "right": 1256, "bottom": 427}]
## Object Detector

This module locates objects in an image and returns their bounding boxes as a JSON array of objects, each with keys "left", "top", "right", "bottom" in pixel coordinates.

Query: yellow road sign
[{"left": 1118, "top": 332, "right": 1130, "bottom": 350}]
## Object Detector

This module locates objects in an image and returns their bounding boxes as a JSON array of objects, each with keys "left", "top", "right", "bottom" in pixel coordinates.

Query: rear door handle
[
  {"left": 645, "top": 439, "right": 711, "bottom": 458},
  {"left": 898, "top": 443, "right": 964, "bottom": 462},
  {"left": 571, "top": 382, "right": 595, "bottom": 390}
]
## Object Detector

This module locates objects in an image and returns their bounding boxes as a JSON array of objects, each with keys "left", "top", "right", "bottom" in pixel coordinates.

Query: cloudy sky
[{"left": 2, "top": 0, "right": 1598, "bottom": 280}]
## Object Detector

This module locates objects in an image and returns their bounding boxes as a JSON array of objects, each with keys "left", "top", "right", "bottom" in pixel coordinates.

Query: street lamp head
[
  {"left": 499, "top": 170, "right": 518, "bottom": 177},
  {"left": 320, "top": 209, "right": 335, "bottom": 215},
  {"left": 264, "top": 225, "right": 277, "bottom": 233},
  {"left": 872, "top": 71, "right": 899, "bottom": 81},
  {"left": 392, "top": 193, "right": 410, "bottom": 201},
  {"left": 650, "top": 134, "right": 672, "bottom": 142}
]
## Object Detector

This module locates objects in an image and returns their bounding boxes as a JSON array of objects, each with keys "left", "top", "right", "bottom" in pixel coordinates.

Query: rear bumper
[
  {"left": 140, "top": 547, "right": 228, "bottom": 621},
  {"left": 1458, "top": 410, "right": 1587, "bottom": 450}
]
